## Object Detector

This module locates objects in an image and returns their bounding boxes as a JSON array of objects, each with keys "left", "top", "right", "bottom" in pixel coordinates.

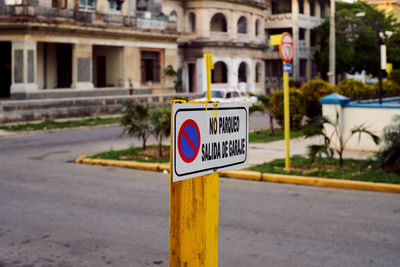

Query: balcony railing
[{"left": 0, "top": 5, "right": 176, "bottom": 31}]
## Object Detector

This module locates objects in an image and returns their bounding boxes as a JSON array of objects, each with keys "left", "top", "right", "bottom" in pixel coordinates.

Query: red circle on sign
[
  {"left": 178, "top": 119, "right": 201, "bottom": 163},
  {"left": 279, "top": 32, "right": 294, "bottom": 63}
]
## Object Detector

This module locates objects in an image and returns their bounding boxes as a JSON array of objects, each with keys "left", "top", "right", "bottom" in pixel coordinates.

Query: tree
[
  {"left": 150, "top": 107, "right": 171, "bottom": 157},
  {"left": 120, "top": 102, "right": 151, "bottom": 150},
  {"left": 249, "top": 94, "right": 276, "bottom": 136},
  {"left": 303, "top": 111, "right": 380, "bottom": 168},
  {"left": 314, "top": 2, "right": 400, "bottom": 79}
]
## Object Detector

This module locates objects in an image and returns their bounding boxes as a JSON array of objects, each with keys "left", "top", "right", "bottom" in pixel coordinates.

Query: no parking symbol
[{"left": 178, "top": 119, "right": 201, "bottom": 163}]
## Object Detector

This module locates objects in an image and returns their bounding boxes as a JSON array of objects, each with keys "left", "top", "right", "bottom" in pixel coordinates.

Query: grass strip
[
  {"left": 87, "top": 145, "right": 170, "bottom": 163},
  {"left": 0, "top": 117, "right": 120, "bottom": 132},
  {"left": 249, "top": 129, "right": 303, "bottom": 143},
  {"left": 248, "top": 155, "right": 400, "bottom": 184}
]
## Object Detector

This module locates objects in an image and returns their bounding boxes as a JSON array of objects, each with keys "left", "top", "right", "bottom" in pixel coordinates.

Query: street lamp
[{"left": 357, "top": 1, "right": 390, "bottom": 104}]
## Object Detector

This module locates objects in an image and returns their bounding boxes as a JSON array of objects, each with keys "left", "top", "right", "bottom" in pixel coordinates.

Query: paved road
[{"left": 0, "top": 127, "right": 399, "bottom": 267}]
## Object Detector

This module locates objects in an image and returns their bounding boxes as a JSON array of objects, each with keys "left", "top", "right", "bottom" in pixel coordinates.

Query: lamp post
[
  {"left": 357, "top": 1, "right": 386, "bottom": 104},
  {"left": 328, "top": 0, "right": 336, "bottom": 85}
]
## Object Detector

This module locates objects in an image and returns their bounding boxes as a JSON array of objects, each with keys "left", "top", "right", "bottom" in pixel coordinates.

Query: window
[
  {"left": 255, "top": 19, "right": 260, "bottom": 37},
  {"left": 169, "top": 11, "right": 177, "bottom": 22},
  {"left": 255, "top": 63, "right": 262, "bottom": 83},
  {"left": 210, "top": 13, "right": 227, "bottom": 32},
  {"left": 80, "top": 0, "right": 95, "bottom": 11},
  {"left": 299, "top": 0, "right": 304, "bottom": 14},
  {"left": 188, "top": 12, "right": 196, "bottom": 33},
  {"left": 300, "top": 59, "right": 307, "bottom": 77},
  {"left": 141, "top": 51, "right": 161, "bottom": 83},
  {"left": 52, "top": 0, "right": 67, "bottom": 8},
  {"left": 310, "top": 0, "right": 315, "bottom": 16},
  {"left": 212, "top": 61, "right": 228, "bottom": 83},
  {"left": 109, "top": 0, "right": 123, "bottom": 12},
  {"left": 237, "top": 16, "right": 247, "bottom": 34},
  {"left": 238, "top": 62, "right": 247, "bottom": 83}
]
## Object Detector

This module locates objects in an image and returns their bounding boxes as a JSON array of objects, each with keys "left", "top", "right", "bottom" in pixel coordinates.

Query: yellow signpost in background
[
  {"left": 169, "top": 53, "right": 218, "bottom": 267},
  {"left": 271, "top": 33, "right": 294, "bottom": 170}
]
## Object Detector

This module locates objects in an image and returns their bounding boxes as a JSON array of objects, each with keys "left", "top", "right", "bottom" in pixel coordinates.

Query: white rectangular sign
[{"left": 172, "top": 102, "right": 249, "bottom": 182}]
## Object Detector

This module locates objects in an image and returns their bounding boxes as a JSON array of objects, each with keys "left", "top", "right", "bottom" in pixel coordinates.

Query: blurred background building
[{"left": 0, "top": 0, "right": 329, "bottom": 100}]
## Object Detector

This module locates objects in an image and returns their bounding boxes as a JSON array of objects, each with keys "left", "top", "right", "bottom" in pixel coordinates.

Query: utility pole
[{"left": 328, "top": 0, "right": 336, "bottom": 85}]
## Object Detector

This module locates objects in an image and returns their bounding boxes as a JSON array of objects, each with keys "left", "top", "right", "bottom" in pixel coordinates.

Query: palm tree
[
  {"left": 303, "top": 111, "right": 380, "bottom": 167},
  {"left": 150, "top": 107, "right": 171, "bottom": 157},
  {"left": 249, "top": 94, "right": 276, "bottom": 136},
  {"left": 377, "top": 116, "right": 400, "bottom": 174},
  {"left": 120, "top": 102, "right": 151, "bottom": 150}
]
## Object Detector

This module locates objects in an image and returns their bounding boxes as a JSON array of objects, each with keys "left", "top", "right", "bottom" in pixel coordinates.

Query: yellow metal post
[
  {"left": 283, "top": 62, "right": 290, "bottom": 170},
  {"left": 169, "top": 54, "right": 218, "bottom": 267}
]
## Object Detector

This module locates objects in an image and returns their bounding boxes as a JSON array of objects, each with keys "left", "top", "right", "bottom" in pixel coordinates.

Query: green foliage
[
  {"left": 120, "top": 102, "right": 151, "bottom": 150},
  {"left": 377, "top": 116, "right": 400, "bottom": 174},
  {"left": 173, "top": 96, "right": 189, "bottom": 102},
  {"left": 164, "top": 65, "right": 182, "bottom": 92},
  {"left": 270, "top": 88, "right": 306, "bottom": 129},
  {"left": 247, "top": 155, "right": 400, "bottom": 184},
  {"left": 88, "top": 145, "right": 170, "bottom": 163},
  {"left": 250, "top": 94, "right": 276, "bottom": 135},
  {"left": 303, "top": 111, "right": 380, "bottom": 167},
  {"left": 371, "top": 80, "right": 400, "bottom": 97},
  {"left": 314, "top": 2, "right": 400, "bottom": 78},
  {"left": 390, "top": 69, "right": 400, "bottom": 86},
  {"left": 289, "top": 80, "right": 302, "bottom": 88},
  {"left": 300, "top": 79, "right": 335, "bottom": 118},
  {"left": 150, "top": 107, "right": 171, "bottom": 157},
  {"left": 0, "top": 117, "right": 120, "bottom": 132},
  {"left": 249, "top": 129, "right": 303, "bottom": 143},
  {"left": 336, "top": 79, "right": 375, "bottom": 100}
]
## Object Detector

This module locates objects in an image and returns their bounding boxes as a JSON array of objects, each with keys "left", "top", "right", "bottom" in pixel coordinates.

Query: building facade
[
  {"left": 0, "top": 0, "right": 328, "bottom": 99},
  {"left": 366, "top": 0, "right": 400, "bottom": 22}
]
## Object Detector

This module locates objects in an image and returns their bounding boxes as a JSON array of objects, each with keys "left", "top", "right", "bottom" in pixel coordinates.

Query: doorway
[
  {"left": 188, "top": 63, "right": 196, "bottom": 93},
  {"left": 0, "top": 42, "right": 11, "bottom": 98},
  {"left": 56, "top": 44, "right": 72, "bottom": 88}
]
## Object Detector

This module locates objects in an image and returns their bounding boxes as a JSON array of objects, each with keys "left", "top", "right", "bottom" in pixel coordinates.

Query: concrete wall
[
  {"left": 0, "top": 93, "right": 202, "bottom": 123},
  {"left": 322, "top": 99, "right": 400, "bottom": 152}
]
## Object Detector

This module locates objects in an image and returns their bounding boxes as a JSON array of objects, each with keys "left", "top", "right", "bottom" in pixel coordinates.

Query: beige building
[
  {"left": 0, "top": 0, "right": 329, "bottom": 99},
  {"left": 366, "top": 0, "right": 400, "bottom": 22}
]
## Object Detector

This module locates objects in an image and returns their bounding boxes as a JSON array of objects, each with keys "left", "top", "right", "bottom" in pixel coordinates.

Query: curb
[{"left": 76, "top": 157, "right": 400, "bottom": 194}]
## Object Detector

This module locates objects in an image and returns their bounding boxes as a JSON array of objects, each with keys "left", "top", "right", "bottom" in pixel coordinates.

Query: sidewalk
[{"left": 248, "top": 137, "right": 375, "bottom": 166}]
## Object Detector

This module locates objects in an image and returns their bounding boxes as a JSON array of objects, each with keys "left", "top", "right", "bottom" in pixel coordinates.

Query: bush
[
  {"left": 390, "top": 69, "right": 400, "bottom": 86},
  {"left": 372, "top": 80, "right": 400, "bottom": 98},
  {"left": 336, "top": 79, "right": 375, "bottom": 101},
  {"left": 289, "top": 80, "right": 302, "bottom": 88},
  {"left": 377, "top": 116, "right": 400, "bottom": 174},
  {"left": 300, "top": 79, "right": 335, "bottom": 118},
  {"left": 270, "top": 88, "right": 306, "bottom": 129}
]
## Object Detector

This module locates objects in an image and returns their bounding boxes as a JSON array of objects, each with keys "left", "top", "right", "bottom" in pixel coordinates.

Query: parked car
[{"left": 194, "top": 89, "right": 257, "bottom": 105}]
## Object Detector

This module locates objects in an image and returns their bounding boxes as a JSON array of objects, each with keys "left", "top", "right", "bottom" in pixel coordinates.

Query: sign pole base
[{"left": 169, "top": 174, "right": 219, "bottom": 267}]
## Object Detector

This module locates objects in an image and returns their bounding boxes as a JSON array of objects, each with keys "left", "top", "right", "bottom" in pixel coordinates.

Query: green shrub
[
  {"left": 270, "top": 88, "right": 306, "bottom": 129},
  {"left": 377, "top": 116, "right": 400, "bottom": 174},
  {"left": 390, "top": 69, "right": 400, "bottom": 86},
  {"left": 289, "top": 80, "right": 302, "bottom": 88},
  {"left": 336, "top": 79, "right": 375, "bottom": 100},
  {"left": 300, "top": 79, "right": 335, "bottom": 118},
  {"left": 372, "top": 80, "right": 400, "bottom": 98}
]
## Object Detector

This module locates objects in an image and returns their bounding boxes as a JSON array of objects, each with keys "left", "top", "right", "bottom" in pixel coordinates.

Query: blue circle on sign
[{"left": 178, "top": 119, "right": 201, "bottom": 163}]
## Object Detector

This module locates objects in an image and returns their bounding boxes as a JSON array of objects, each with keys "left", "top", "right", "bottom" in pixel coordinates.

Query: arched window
[
  {"left": 238, "top": 62, "right": 247, "bottom": 83},
  {"left": 255, "top": 62, "right": 262, "bottom": 83},
  {"left": 169, "top": 11, "right": 177, "bottom": 22},
  {"left": 210, "top": 13, "right": 227, "bottom": 32},
  {"left": 212, "top": 61, "right": 228, "bottom": 83},
  {"left": 237, "top": 16, "right": 247, "bottom": 34},
  {"left": 255, "top": 19, "right": 260, "bottom": 36},
  {"left": 188, "top": 12, "right": 196, "bottom": 33}
]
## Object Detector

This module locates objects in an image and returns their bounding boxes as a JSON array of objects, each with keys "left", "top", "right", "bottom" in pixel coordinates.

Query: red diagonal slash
[{"left": 182, "top": 128, "right": 197, "bottom": 153}]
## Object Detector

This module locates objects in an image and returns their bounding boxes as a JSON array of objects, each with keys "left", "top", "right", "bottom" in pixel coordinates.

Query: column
[
  {"left": 305, "top": 28, "right": 312, "bottom": 80},
  {"left": 315, "top": 0, "right": 321, "bottom": 18},
  {"left": 292, "top": 0, "right": 299, "bottom": 81},
  {"left": 11, "top": 40, "right": 38, "bottom": 94},
  {"left": 72, "top": 43, "right": 94, "bottom": 89},
  {"left": 123, "top": 46, "right": 140, "bottom": 88},
  {"left": 304, "top": 0, "right": 310, "bottom": 16}
]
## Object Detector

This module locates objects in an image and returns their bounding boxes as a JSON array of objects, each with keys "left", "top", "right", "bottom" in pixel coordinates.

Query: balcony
[
  {"left": 0, "top": 5, "right": 176, "bottom": 31},
  {"left": 265, "top": 13, "right": 293, "bottom": 29},
  {"left": 209, "top": 31, "right": 230, "bottom": 42}
]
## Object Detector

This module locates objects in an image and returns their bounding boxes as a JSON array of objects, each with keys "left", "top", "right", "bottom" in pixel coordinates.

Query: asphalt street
[{"left": 0, "top": 123, "right": 399, "bottom": 267}]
